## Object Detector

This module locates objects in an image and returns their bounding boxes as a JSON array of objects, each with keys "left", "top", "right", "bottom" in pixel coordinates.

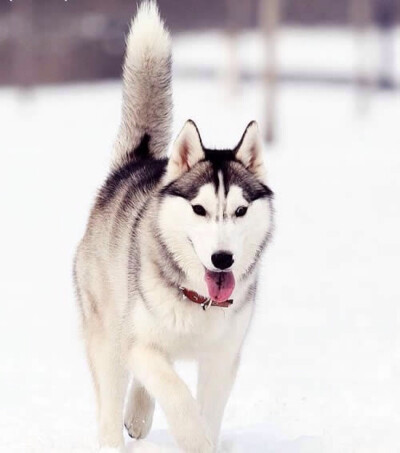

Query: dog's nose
[{"left": 211, "top": 251, "right": 234, "bottom": 270}]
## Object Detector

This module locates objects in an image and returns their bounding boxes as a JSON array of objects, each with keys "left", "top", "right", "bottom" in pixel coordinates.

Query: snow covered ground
[{"left": 1, "top": 29, "right": 400, "bottom": 452}]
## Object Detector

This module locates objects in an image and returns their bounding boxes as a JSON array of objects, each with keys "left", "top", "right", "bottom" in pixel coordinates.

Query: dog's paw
[
  {"left": 124, "top": 383, "right": 154, "bottom": 439},
  {"left": 124, "top": 387, "right": 155, "bottom": 439},
  {"left": 124, "top": 415, "right": 153, "bottom": 440},
  {"left": 183, "top": 437, "right": 214, "bottom": 453},
  {"left": 174, "top": 426, "right": 214, "bottom": 453},
  {"left": 196, "top": 438, "right": 214, "bottom": 453}
]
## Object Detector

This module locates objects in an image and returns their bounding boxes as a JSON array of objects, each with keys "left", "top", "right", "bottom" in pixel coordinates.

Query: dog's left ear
[
  {"left": 166, "top": 119, "right": 205, "bottom": 182},
  {"left": 235, "top": 121, "right": 265, "bottom": 180}
]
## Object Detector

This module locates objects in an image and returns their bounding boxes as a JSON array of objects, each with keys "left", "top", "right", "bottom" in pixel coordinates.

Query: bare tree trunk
[{"left": 259, "top": 0, "right": 280, "bottom": 143}]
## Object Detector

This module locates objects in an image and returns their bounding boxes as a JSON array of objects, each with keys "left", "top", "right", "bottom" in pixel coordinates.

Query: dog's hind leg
[
  {"left": 124, "top": 378, "right": 155, "bottom": 439},
  {"left": 84, "top": 318, "right": 128, "bottom": 451}
]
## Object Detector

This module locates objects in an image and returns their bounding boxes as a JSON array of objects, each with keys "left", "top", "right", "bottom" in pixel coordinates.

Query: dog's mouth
[{"left": 204, "top": 270, "right": 235, "bottom": 302}]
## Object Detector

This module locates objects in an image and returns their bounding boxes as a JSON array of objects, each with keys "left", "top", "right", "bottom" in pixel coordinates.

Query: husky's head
[{"left": 158, "top": 120, "right": 274, "bottom": 302}]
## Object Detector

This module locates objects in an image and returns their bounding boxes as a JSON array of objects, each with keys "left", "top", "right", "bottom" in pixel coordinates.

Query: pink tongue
[{"left": 205, "top": 270, "right": 235, "bottom": 302}]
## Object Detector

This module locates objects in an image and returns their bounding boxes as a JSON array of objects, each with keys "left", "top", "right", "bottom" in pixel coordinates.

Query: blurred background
[
  {"left": 1, "top": 0, "right": 400, "bottom": 139},
  {"left": 1, "top": 1, "right": 400, "bottom": 452}
]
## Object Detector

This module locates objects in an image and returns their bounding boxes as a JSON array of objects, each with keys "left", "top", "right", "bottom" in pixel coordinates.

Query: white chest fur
[{"left": 130, "top": 262, "right": 255, "bottom": 359}]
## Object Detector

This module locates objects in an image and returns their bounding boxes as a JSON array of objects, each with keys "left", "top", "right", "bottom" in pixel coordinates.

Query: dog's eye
[
  {"left": 235, "top": 206, "right": 248, "bottom": 217},
  {"left": 192, "top": 204, "right": 206, "bottom": 216}
]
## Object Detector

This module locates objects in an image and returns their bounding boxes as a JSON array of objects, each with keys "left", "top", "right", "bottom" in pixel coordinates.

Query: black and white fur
[{"left": 74, "top": 2, "right": 274, "bottom": 452}]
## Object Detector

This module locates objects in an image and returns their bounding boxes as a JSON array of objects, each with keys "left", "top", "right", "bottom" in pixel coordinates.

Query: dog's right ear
[
  {"left": 165, "top": 120, "right": 204, "bottom": 182},
  {"left": 234, "top": 121, "right": 265, "bottom": 180}
]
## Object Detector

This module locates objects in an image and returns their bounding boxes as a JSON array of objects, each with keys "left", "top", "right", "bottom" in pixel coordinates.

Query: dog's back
[{"left": 74, "top": 1, "right": 172, "bottom": 323}]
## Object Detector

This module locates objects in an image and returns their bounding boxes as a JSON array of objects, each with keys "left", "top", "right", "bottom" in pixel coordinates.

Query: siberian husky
[{"left": 74, "top": 2, "right": 274, "bottom": 451}]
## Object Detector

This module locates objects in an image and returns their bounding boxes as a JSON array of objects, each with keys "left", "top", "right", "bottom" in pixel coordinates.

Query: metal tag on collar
[{"left": 201, "top": 298, "right": 212, "bottom": 311}]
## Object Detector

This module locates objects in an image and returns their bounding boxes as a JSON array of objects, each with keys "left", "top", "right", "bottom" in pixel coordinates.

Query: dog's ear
[
  {"left": 235, "top": 121, "right": 265, "bottom": 179},
  {"left": 166, "top": 120, "right": 204, "bottom": 182}
]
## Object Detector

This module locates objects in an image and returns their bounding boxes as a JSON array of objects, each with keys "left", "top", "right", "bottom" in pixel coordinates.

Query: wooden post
[
  {"left": 13, "top": 0, "right": 34, "bottom": 88},
  {"left": 259, "top": 0, "right": 280, "bottom": 143},
  {"left": 376, "top": 0, "right": 396, "bottom": 89},
  {"left": 350, "top": 0, "right": 373, "bottom": 113}
]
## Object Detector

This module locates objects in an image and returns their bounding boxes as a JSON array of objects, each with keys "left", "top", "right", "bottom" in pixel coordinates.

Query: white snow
[{"left": 1, "top": 29, "right": 400, "bottom": 452}]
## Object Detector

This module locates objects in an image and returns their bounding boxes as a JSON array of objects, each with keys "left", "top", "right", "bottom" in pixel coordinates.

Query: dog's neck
[{"left": 179, "top": 287, "right": 233, "bottom": 311}]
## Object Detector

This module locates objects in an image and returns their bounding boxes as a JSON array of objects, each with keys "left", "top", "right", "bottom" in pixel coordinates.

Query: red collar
[{"left": 180, "top": 287, "right": 233, "bottom": 310}]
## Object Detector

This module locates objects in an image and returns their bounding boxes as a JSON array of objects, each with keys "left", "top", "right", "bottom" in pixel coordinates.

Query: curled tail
[{"left": 112, "top": 1, "right": 172, "bottom": 170}]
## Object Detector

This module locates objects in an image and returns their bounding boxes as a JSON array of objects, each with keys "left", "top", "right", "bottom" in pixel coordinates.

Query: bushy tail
[{"left": 111, "top": 1, "right": 172, "bottom": 170}]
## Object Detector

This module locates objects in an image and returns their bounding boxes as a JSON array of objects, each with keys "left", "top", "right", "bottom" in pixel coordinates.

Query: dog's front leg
[
  {"left": 197, "top": 345, "right": 241, "bottom": 446},
  {"left": 129, "top": 345, "right": 214, "bottom": 453}
]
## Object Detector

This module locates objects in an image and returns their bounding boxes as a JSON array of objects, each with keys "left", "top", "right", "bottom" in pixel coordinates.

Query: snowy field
[{"left": 1, "top": 29, "right": 400, "bottom": 452}]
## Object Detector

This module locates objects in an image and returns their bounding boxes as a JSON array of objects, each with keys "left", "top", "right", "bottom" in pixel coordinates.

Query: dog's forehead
[
  {"left": 192, "top": 183, "right": 219, "bottom": 205},
  {"left": 226, "top": 184, "right": 247, "bottom": 205},
  {"left": 162, "top": 156, "right": 273, "bottom": 202},
  {"left": 191, "top": 177, "right": 247, "bottom": 213},
  {"left": 193, "top": 179, "right": 246, "bottom": 204}
]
